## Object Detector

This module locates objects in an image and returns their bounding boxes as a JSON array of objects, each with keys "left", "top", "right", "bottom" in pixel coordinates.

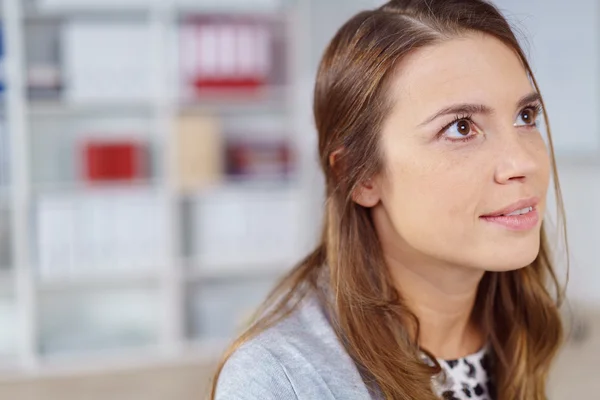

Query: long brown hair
[{"left": 210, "top": 1, "right": 567, "bottom": 399}]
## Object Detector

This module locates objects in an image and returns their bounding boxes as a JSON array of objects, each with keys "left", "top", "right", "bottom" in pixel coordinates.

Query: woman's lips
[{"left": 480, "top": 208, "right": 539, "bottom": 231}]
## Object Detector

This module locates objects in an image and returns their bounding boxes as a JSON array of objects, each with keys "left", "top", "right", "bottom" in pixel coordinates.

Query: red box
[{"left": 83, "top": 141, "right": 146, "bottom": 182}]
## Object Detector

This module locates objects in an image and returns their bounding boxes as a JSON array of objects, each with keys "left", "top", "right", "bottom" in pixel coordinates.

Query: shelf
[
  {"left": 23, "top": 3, "right": 152, "bottom": 21},
  {"left": 28, "top": 100, "right": 155, "bottom": 117},
  {"left": 36, "top": 269, "right": 161, "bottom": 292},
  {"left": 176, "top": 0, "right": 288, "bottom": 16},
  {"left": 180, "top": 177, "right": 299, "bottom": 198},
  {"left": 9, "top": 344, "right": 165, "bottom": 381},
  {"left": 32, "top": 180, "right": 161, "bottom": 195},
  {"left": 179, "top": 91, "right": 290, "bottom": 115},
  {"left": 186, "top": 259, "right": 291, "bottom": 281},
  {"left": 26, "top": 1, "right": 288, "bottom": 18},
  {"left": 38, "top": 342, "right": 161, "bottom": 366},
  {"left": 31, "top": 259, "right": 290, "bottom": 289},
  {"left": 26, "top": 89, "right": 289, "bottom": 116},
  {"left": 29, "top": 172, "right": 299, "bottom": 200},
  {"left": 38, "top": 285, "right": 161, "bottom": 358},
  {"left": 0, "top": 0, "right": 309, "bottom": 377},
  {"left": 0, "top": 338, "right": 222, "bottom": 381}
]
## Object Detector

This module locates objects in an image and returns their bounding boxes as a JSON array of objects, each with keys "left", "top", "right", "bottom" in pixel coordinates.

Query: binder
[
  {"left": 225, "top": 138, "right": 292, "bottom": 179},
  {"left": 175, "top": 114, "right": 224, "bottom": 192},
  {"left": 36, "top": 191, "right": 168, "bottom": 279},
  {"left": 62, "top": 21, "right": 153, "bottom": 103},
  {"left": 181, "top": 17, "right": 273, "bottom": 94}
]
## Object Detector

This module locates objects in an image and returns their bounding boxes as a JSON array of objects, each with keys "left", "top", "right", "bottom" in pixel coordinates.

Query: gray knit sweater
[
  {"left": 214, "top": 291, "right": 377, "bottom": 399},
  {"left": 214, "top": 290, "right": 494, "bottom": 399}
]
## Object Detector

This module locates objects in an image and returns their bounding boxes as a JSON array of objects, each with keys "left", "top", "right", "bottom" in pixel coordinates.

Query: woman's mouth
[{"left": 480, "top": 198, "right": 540, "bottom": 231}]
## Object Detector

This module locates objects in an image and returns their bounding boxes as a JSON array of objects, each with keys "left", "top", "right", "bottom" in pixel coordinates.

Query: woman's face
[{"left": 362, "top": 33, "right": 550, "bottom": 272}]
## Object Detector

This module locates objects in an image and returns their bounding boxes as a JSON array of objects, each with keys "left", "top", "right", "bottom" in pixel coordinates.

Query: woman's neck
[{"left": 385, "top": 253, "right": 486, "bottom": 360}]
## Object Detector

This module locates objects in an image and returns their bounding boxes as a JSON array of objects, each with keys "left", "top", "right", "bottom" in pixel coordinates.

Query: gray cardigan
[{"left": 214, "top": 292, "right": 378, "bottom": 399}]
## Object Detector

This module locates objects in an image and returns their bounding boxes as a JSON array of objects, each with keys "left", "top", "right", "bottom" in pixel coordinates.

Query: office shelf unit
[{"left": 0, "top": 0, "right": 318, "bottom": 376}]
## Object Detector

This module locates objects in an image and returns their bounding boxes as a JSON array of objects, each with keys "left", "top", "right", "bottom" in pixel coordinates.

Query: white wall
[
  {"left": 556, "top": 165, "right": 600, "bottom": 306},
  {"left": 493, "top": 0, "right": 600, "bottom": 305}
]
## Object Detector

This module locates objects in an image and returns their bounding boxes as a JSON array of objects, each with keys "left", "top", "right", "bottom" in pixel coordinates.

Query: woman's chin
[{"left": 484, "top": 247, "right": 541, "bottom": 272}]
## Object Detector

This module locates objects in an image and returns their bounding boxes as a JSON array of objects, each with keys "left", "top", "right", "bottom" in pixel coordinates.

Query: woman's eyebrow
[
  {"left": 419, "top": 103, "right": 493, "bottom": 127},
  {"left": 418, "top": 92, "right": 542, "bottom": 127},
  {"left": 516, "top": 92, "right": 542, "bottom": 110}
]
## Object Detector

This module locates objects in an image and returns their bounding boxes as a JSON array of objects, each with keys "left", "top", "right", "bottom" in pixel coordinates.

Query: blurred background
[{"left": 0, "top": 0, "right": 597, "bottom": 399}]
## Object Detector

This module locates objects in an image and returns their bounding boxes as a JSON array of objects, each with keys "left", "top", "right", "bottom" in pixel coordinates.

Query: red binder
[{"left": 181, "top": 16, "right": 273, "bottom": 94}]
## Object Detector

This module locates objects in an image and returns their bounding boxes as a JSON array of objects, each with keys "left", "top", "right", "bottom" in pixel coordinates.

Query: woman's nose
[{"left": 493, "top": 134, "right": 539, "bottom": 184}]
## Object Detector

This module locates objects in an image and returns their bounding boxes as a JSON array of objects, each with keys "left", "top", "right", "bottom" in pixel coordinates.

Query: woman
[{"left": 211, "top": 0, "right": 567, "bottom": 399}]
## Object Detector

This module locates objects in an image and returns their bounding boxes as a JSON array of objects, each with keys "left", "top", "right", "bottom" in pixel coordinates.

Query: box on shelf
[
  {"left": 221, "top": 113, "right": 294, "bottom": 181},
  {"left": 0, "top": 296, "right": 17, "bottom": 357},
  {"left": 187, "top": 276, "right": 277, "bottom": 340},
  {"left": 225, "top": 137, "right": 293, "bottom": 180},
  {"left": 38, "top": 287, "right": 159, "bottom": 355},
  {"left": 61, "top": 21, "right": 153, "bottom": 103},
  {"left": 30, "top": 115, "right": 155, "bottom": 186},
  {"left": 175, "top": 113, "right": 224, "bottom": 193},
  {"left": 35, "top": 190, "right": 168, "bottom": 280},
  {"left": 81, "top": 139, "right": 149, "bottom": 183},
  {"left": 179, "top": 15, "right": 286, "bottom": 100},
  {"left": 190, "top": 186, "right": 300, "bottom": 271},
  {"left": 25, "top": 20, "right": 63, "bottom": 100}
]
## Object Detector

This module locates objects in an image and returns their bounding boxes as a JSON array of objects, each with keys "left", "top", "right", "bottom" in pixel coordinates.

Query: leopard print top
[{"left": 426, "top": 346, "right": 495, "bottom": 400}]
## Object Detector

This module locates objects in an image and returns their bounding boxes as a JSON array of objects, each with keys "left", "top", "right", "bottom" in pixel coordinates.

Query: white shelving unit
[{"left": 0, "top": 0, "right": 316, "bottom": 376}]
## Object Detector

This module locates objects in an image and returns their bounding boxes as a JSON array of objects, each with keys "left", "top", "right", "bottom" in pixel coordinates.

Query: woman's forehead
[{"left": 387, "top": 33, "right": 533, "bottom": 119}]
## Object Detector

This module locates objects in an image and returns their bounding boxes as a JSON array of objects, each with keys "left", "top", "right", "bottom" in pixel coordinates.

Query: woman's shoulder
[
  {"left": 214, "top": 338, "right": 298, "bottom": 400},
  {"left": 214, "top": 293, "right": 375, "bottom": 400}
]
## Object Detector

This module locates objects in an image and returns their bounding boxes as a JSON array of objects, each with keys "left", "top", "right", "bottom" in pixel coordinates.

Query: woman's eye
[
  {"left": 515, "top": 107, "right": 539, "bottom": 127},
  {"left": 445, "top": 118, "right": 475, "bottom": 139}
]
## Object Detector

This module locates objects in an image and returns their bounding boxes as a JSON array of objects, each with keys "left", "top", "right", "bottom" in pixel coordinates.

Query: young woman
[{"left": 211, "top": 0, "right": 566, "bottom": 399}]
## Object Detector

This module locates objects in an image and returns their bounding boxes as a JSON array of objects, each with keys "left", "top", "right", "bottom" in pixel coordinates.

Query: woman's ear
[
  {"left": 330, "top": 148, "right": 381, "bottom": 208},
  {"left": 329, "top": 148, "right": 343, "bottom": 177},
  {"left": 352, "top": 177, "right": 381, "bottom": 208}
]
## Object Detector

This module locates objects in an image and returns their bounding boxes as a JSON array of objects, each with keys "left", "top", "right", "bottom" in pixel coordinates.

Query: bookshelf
[{"left": 0, "top": 0, "right": 315, "bottom": 375}]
